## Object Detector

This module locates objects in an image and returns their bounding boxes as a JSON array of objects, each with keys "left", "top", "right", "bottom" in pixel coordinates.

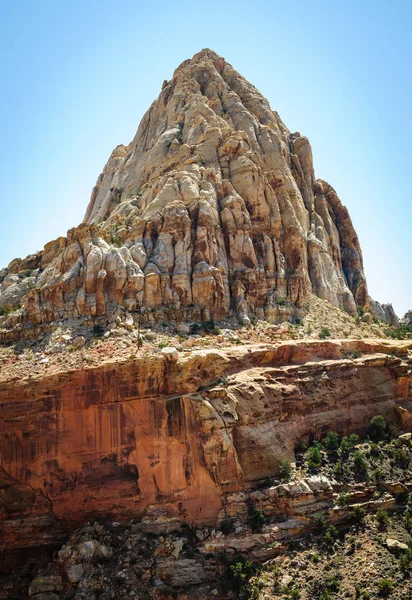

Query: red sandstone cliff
[{"left": 1, "top": 339, "right": 411, "bottom": 571}]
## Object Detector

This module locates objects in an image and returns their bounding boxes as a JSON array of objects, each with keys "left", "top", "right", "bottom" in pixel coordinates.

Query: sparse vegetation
[
  {"left": 350, "top": 505, "right": 366, "bottom": 524},
  {"left": 384, "top": 324, "right": 412, "bottom": 340},
  {"left": 110, "top": 232, "right": 123, "bottom": 247},
  {"left": 307, "top": 445, "right": 323, "bottom": 470},
  {"left": 377, "top": 578, "right": 393, "bottom": 597},
  {"left": 323, "top": 431, "right": 340, "bottom": 452},
  {"left": 221, "top": 515, "right": 235, "bottom": 535},
  {"left": 368, "top": 415, "right": 388, "bottom": 442},
  {"left": 279, "top": 459, "right": 292, "bottom": 481},
  {"left": 247, "top": 503, "right": 265, "bottom": 532},
  {"left": 319, "top": 327, "right": 331, "bottom": 339},
  {"left": 376, "top": 508, "right": 389, "bottom": 530},
  {"left": 352, "top": 450, "right": 368, "bottom": 479}
]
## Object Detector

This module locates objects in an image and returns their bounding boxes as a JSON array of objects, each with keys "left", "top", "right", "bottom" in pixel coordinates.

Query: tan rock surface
[{"left": 0, "top": 49, "right": 378, "bottom": 336}]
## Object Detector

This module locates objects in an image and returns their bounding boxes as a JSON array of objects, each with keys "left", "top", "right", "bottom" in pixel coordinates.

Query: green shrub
[
  {"left": 372, "top": 467, "right": 384, "bottom": 482},
  {"left": 392, "top": 447, "right": 409, "bottom": 468},
  {"left": 384, "top": 325, "right": 412, "bottom": 340},
  {"left": 323, "top": 526, "right": 338, "bottom": 550},
  {"left": 307, "top": 446, "right": 323, "bottom": 470},
  {"left": 110, "top": 233, "right": 123, "bottom": 247},
  {"left": 280, "top": 459, "right": 292, "bottom": 481},
  {"left": 319, "top": 327, "right": 331, "bottom": 339},
  {"left": 259, "top": 476, "right": 272, "bottom": 489},
  {"left": 350, "top": 505, "right": 366, "bottom": 524},
  {"left": 325, "top": 574, "right": 341, "bottom": 592},
  {"left": 333, "top": 460, "right": 345, "bottom": 481},
  {"left": 247, "top": 504, "right": 265, "bottom": 532},
  {"left": 287, "top": 539, "right": 299, "bottom": 552},
  {"left": 227, "top": 556, "right": 258, "bottom": 595},
  {"left": 221, "top": 516, "right": 234, "bottom": 534},
  {"left": 340, "top": 434, "right": 359, "bottom": 454},
  {"left": 399, "top": 548, "right": 412, "bottom": 572},
  {"left": 276, "top": 296, "right": 286, "bottom": 306},
  {"left": 323, "top": 431, "right": 340, "bottom": 452},
  {"left": 336, "top": 491, "right": 349, "bottom": 506},
  {"left": 352, "top": 450, "right": 368, "bottom": 479},
  {"left": 250, "top": 586, "right": 259, "bottom": 599},
  {"left": 314, "top": 513, "right": 326, "bottom": 531},
  {"left": 377, "top": 578, "right": 393, "bottom": 597},
  {"left": 375, "top": 508, "right": 389, "bottom": 530},
  {"left": 368, "top": 415, "right": 387, "bottom": 442}
]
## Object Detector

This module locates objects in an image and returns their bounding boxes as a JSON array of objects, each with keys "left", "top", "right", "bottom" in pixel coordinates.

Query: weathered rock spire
[{"left": 1, "top": 49, "right": 368, "bottom": 331}]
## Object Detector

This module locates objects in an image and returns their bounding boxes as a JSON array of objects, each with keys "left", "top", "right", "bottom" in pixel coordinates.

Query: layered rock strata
[
  {"left": 1, "top": 339, "right": 411, "bottom": 571},
  {"left": 0, "top": 49, "right": 374, "bottom": 336}
]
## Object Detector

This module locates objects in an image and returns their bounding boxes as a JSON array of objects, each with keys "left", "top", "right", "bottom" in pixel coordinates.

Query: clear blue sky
[{"left": 1, "top": 0, "right": 411, "bottom": 316}]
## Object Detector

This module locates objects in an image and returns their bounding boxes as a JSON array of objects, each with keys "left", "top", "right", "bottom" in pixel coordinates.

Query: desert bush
[
  {"left": 375, "top": 508, "right": 389, "bottom": 530},
  {"left": 336, "top": 491, "right": 349, "bottom": 506},
  {"left": 280, "top": 459, "right": 292, "bottom": 481},
  {"left": 227, "top": 555, "right": 259, "bottom": 597},
  {"left": 368, "top": 415, "right": 387, "bottom": 442},
  {"left": 221, "top": 516, "right": 234, "bottom": 534},
  {"left": 247, "top": 504, "right": 265, "bottom": 532},
  {"left": 372, "top": 467, "right": 384, "bottom": 483},
  {"left": 323, "top": 526, "right": 339, "bottom": 550},
  {"left": 307, "top": 446, "right": 323, "bottom": 470},
  {"left": 323, "top": 431, "right": 340, "bottom": 452},
  {"left": 350, "top": 505, "right": 366, "bottom": 524},
  {"left": 319, "top": 327, "right": 331, "bottom": 339},
  {"left": 352, "top": 450, "right": 368, "bottom": 479},
  {"left": 377, "top": 578, "right": 393, "bottom": 597},
  {"left": 314, "top": 513, "right": 326, "bottom": 531}
]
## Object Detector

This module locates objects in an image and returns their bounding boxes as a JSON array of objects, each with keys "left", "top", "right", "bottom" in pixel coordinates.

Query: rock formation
[
  {"left": 369, "top": 299, "right": 399, "bottom": 325},
  {"left": 0, "top": 49, "right": 376, "bottom": 338},
  {"left": 1, "top": 51, "right": 410, "bottom": 597},
  {"left": 401, "top": 310, "right": 412, "bottom": 327},
  {"left": 1, "top": 338, "right": 411, "bottom": 571}
]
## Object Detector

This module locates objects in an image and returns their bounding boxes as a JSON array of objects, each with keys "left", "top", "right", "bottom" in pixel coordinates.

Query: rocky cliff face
[
  {"left": 1, "top": 339, "right": 411, "bottom": 572},
  {"left": 0, "top": 49, "right": 372, "bottom": 337},
  {"left": 401, "top": 310, "right": 412, "bottom": 327}
]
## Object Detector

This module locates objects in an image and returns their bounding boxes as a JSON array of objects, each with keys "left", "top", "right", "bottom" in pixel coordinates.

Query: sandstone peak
[{"left": 1, "top": 50, "right": 373, "bottom": 336}]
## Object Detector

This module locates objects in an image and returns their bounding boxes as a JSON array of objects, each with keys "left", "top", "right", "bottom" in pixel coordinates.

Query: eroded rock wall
[{"left": 1, "top": 339, "right": 411, "bottom": 567}]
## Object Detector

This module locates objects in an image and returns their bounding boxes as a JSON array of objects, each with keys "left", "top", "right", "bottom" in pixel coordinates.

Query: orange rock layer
[{"left": 0, "top": 339, "right": 411, "bottom": 571}]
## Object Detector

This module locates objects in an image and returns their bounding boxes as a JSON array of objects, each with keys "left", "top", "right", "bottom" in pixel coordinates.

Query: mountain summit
[{"left": 1, "top": 49, "right": 375, "bottom": 332}]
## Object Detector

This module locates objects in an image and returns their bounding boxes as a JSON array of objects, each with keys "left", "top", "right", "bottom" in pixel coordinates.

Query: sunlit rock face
[
  {"left": 1, "top": 49, "right": 369, "bottom": 332},
  {"left": 0, "top": 339, "right": 411, "bottom": 569}
]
